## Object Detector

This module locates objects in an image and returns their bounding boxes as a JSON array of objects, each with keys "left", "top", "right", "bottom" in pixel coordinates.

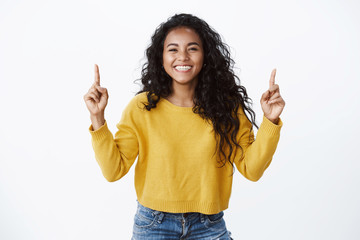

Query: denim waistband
[{"left": 136, "top": 200, "right": 211, "bottom": 223}]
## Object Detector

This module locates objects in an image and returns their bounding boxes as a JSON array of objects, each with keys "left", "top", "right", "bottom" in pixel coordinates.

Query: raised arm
[
  {"left": 85, "top": 64, "right": 138, "bottom": 182},
  {"left": 235, "top": 69, "right": 285, "bottom": 181}
]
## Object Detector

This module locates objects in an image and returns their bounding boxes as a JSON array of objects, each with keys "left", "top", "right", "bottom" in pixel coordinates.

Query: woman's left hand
[{"left": 260, "top": 69, "right": 286, "bottom": 124}]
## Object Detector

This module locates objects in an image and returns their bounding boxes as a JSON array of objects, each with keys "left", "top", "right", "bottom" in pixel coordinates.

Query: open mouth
[{"left": 174, "top": 65, "right": 192, "bottom": 72}]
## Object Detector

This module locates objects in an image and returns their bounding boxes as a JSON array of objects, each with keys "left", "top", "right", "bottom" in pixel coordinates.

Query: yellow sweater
[{"left": 89, "top": 92, "right": 282, "bottom": 214}]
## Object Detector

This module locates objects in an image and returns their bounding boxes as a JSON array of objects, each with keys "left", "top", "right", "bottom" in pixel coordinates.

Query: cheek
[
  {"left": 162, "top": 55, "right": 173, "bottom": 75},
  {"left": 162, "top": 54, "right": 173, "bottom": 66},
  {"left": 196, "top": 55, "right": 204, "bottom": 67}
]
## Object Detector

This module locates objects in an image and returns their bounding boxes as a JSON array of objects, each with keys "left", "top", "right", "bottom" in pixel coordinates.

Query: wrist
[
  {"left": 90, "top": 114, "right": 105, "bottom": 130},
  {"left": 265, "top": 115, "right": 279, "bottom": 125}
]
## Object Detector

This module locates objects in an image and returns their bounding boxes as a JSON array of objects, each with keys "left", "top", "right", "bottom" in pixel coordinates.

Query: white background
[{"left": 1, "top": 0, "right": 359, "bottom": 239}]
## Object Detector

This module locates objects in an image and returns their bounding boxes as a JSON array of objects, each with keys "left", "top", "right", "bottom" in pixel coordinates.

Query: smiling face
[{"left": 162, "top": 27, "right": 204, "bottom": 88}]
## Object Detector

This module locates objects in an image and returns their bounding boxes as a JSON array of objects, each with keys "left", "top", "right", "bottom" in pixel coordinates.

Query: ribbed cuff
[
  {"left": 88, "top": 120, "right": 113, "bottom": 141},
  {"left": 258, "top": 116, "right": 283, "bottom": 137}
]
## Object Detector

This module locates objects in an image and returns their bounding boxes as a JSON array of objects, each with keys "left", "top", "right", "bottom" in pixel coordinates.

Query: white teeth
[{"left": 175, "top": 66, "right": 192, "bottom": 71}]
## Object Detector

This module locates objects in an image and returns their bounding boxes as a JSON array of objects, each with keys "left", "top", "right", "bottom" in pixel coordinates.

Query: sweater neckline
[{"left": 160, "top": 97, "right": 194, "bottom": 112}]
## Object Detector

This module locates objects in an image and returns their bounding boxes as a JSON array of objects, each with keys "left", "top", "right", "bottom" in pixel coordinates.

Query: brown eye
[{"left": 189, "top": 47, "right": 198, "bottom": 51}]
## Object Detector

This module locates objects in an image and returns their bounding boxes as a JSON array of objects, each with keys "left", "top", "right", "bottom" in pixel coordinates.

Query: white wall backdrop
[{"left": 1, "top": 0, "right": 359, "bottom": 239}]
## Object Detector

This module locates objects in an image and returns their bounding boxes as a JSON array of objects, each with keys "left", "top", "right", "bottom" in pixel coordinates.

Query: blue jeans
[{"left": 132, "top": 201, "right": 233, "bottom": 240}]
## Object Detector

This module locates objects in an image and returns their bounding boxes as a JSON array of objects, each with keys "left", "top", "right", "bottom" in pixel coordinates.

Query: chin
[{"left": 172, "top": 79, "right": 196, "bottom": 85}]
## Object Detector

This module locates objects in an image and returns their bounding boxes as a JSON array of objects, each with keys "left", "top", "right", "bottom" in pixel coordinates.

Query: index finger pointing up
[
  {"left": 269, "top": 68, "right": 276, "bottom": 88},
  {"left": 94, "top": 64, "right": 100, "bottom": 86}
]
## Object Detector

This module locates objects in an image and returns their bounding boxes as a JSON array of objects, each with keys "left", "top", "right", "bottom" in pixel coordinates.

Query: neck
[{"left": 166, "top": 79, "right": 197, "bottom": 107}]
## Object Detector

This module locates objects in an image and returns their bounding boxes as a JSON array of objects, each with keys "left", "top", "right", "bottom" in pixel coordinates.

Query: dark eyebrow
[
  {"left": 188, "top": 42, "right": 200, "bottom": 47},
  {"left": 166, "top": 42, "right": 200, "bottom": 48}
]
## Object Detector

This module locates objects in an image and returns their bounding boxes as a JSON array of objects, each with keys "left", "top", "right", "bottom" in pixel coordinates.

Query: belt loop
[
  {"left": 157, "top": 212, "right": 164, "bottom": 223},
  {"left": 200, "top": 213, "right": 205, "bottom": 223},
  {"left": 151, "top": 209, "right": 164, "bottom": 224}
]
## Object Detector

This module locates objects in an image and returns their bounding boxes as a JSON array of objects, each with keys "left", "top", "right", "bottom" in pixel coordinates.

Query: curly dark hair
[{"left": 136, "top": 13, "right": 258, "bottom": 173}]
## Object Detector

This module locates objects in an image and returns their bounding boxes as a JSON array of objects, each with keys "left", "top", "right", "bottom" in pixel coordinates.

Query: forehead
[{"left": 164, "top": 27, "right": 202, "bottom": 45}]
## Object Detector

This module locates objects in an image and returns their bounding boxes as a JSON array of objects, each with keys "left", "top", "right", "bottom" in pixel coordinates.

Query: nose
[{"left": 178, "top": 50, "right": 189, "bottom": 61}]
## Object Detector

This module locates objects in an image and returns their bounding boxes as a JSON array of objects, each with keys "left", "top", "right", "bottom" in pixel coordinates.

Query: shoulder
[
  {"left": 237, "top": 105, "right": 250, "bottom": 120},
  {"left": 118, "top": 92, "right": 149, "bottom": 126},
  {"left": 125, "top": 91, "right": 149, "bottom": 112},
  {"left": 237, "top": 105, "right": 253, "bottom": 129},
  {"left": 134, "top": 91, "right": 149, "bottom": 102}
]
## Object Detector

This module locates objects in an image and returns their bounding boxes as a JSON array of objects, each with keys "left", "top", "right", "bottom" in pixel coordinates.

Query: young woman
[{"left": 84, "top": 13, "right": 285, "bottom": 240}]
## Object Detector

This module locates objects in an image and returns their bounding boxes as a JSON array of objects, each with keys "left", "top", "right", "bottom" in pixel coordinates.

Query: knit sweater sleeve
[
  {"left": 88, "top": 98, "right": 139, "bottom": 182},
  {"left": 234, "top": 110, "right": 283, "bottom": 182}
]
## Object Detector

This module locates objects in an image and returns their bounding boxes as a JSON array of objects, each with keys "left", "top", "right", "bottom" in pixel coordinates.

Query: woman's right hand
[{"left": 83, "top": 64, "right": 109, "bottom": 129}]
